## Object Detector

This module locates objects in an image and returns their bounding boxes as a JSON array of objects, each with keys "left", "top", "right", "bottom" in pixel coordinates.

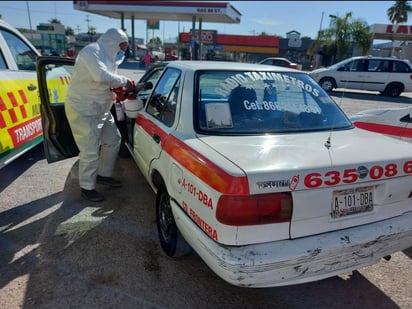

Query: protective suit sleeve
[{"left": 81, "top": 49, "right": 128, "bottom": 88}]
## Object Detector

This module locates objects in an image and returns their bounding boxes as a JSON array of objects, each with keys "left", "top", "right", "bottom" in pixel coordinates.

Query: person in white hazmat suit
[{"left": 65, "top": 28, "right": 135, "bottom": 202}]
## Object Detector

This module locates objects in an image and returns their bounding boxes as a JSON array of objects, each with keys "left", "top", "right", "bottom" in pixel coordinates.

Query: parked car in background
[
  {"left": 258, "top": 57, "right": 299, "bottom": 69},
  {"left": 309, "top": 56, "right": 412, "bottom": 97},
  {"left": 350, "top": 106, "right": 412, "bottom": 143},
  {"left": 36, "top": 59, "right": 412, "bottom": 288},
  {"left": 151, "top": 46, "right": 165, "bottom": 62}
]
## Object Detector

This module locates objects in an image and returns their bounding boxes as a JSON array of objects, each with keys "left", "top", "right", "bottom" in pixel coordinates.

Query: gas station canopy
[{"left": 73, "top": 1, "right": 241, "bottom": 24}]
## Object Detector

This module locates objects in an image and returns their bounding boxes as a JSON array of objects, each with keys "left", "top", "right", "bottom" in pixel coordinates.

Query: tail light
[{"left": 216, "top": 193, "right": 292, "bottom": 226}]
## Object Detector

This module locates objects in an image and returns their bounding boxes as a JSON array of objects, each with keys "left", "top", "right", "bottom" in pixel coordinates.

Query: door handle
[
  {"left": 27, "top": 84, "right": 37, "bottom": 91},
  {"left": 152, "top": 133, "right": 161, "bottom": 144}
]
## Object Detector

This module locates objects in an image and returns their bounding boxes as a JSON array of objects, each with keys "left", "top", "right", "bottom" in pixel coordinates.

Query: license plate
[{"left": 331, "top": 186, "right": 374, "bottom": 218}]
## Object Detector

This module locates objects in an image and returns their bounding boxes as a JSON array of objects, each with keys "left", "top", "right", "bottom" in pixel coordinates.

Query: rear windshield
[{"left": 195, "top": 70, "right": 352, "bottom": 134}]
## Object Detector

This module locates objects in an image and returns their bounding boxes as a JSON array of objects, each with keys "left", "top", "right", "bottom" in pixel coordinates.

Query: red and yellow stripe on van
[{"left": 0, "top": 74, "right": 70, "bottom": 159}]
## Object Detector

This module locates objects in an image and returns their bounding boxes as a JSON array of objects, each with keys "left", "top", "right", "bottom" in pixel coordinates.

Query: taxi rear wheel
[{"left": 156, "top": 185, "right": 191, "bottom": 257}]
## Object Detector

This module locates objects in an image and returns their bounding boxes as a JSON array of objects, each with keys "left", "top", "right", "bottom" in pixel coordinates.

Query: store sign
[
  {"left": 37, "top": 25, "right": 55, "bottom": 31},
  {"left": 196, "top": 7, "right": 222, "bottom": 14},
  {"left": 191, "top": 30, "right": 217, "bottom": 44},
  {"left": 386, "top": 24, "right": 412, "bottom": 34},
  {"left": 372, "top": 24, "right": 412, "bottom": 35},
  {"left": 288, "top": 38, "right": 302, "bottom": 48},
  {"left": 147, "top": 20, "right": 160, "bottom": 30}
]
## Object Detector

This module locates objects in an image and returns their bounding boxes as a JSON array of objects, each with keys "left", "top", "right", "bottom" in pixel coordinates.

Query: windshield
[{"left": 195, "top": 70, "right": 352, "bottom": 134}]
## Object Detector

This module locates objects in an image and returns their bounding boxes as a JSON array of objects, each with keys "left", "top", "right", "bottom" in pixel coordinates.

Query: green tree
[
  {"left": 387, "top": 0, "right": 412, "bottom": 24},
  {"left": 325, "top": 12, "right": 353, "bottom": 62},
  {"left": 148, "top": 36, "right": 162, "bottom": 47},
  {"left": 65, "top": 26, "right": 74, "bottom": 36},
  {"left": 88, "top": 26, "right": 96, "bottom": 35},
  {"left": 351, "top": 20, "right": 372, "bottom": 55},
  {"left": 309, "top": 12, "right": 372, "bottom": 63},
  {"left": 49, "top": 18, "right": 61, "bottom": 24}
]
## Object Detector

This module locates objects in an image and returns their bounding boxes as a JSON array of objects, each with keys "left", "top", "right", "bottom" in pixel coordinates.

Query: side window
[
  {"left": 146, "top": 68, "right": 181, "bottom": 127},
  {"left": 368, "top": 59, "right": 380, "bottom": 71},
  {"left": 393, "top": 61, "right": 411, "bottom": 73},
  {"left": 137, "top": 67, "right": 164, "bottom": 100},
  {"left": 342, "top": 61, "right": 353, "bottom": 71},
  {"left": 0, "top": 29, "right": 37, "bottom": 71},
  {"left": 355, "top": 59, "right": 367, "bottom": 72},
  {"left": 0, "top": 50, "right": 7, "bottom": 69},
  {"left": 376, "top": 60, "right": 390, "bottom": 72},
  {"left": 344, "top": 59, "right": 367, "bottom": 72}
]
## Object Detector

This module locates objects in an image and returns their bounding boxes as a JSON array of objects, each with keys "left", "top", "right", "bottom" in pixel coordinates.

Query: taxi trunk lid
[{"left": 198, "top": 128, "right": 412, "bottom": 239}]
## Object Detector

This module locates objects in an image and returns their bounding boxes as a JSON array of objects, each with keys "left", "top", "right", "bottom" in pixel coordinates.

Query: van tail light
[{"left": 216, "top": 193, "right": 292, "bottom": 226}]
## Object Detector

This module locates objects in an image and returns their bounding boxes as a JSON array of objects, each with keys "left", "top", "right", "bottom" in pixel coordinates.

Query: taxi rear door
[{"left": 36, "top": 56, "right": 78, "bottom": 163}]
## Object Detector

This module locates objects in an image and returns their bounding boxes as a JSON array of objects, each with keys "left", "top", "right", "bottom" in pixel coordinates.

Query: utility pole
[
  {"left": 26, "top": 1, "right": 33, "bottom": 39},
  {"left": 85, "top": 14, "right": 91, "bottom": 41}
]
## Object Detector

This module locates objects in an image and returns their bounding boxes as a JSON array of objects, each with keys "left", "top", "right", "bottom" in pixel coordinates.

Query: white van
[{"left": 309, "top": 56, "right": 412, "bottom": 97}]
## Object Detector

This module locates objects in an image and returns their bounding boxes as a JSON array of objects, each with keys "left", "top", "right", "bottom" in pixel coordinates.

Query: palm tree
[
  {"left": 387, "top": 0, "right": 412, "bottom": 24},
  {"left": 387, "top": 1, "right": 412, "bottom": 56},
  {"left": 328, "top": 12, "right": 353, "bottom": 62},
  {"left": 308, "top": 12, "right": 372, "bottom": 65},
  {"left": 351, "top": 20, "right": 372, "bottom": 55}
]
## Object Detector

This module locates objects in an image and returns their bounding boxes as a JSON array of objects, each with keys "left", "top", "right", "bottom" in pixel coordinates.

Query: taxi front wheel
[{"left": 156, "top": 185, "right": 191, "bottom": 257}]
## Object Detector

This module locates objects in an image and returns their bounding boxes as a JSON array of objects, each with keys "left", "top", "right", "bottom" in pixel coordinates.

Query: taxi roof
[{"left": 165, "top": 60, "right": 300, "bottom": 72}]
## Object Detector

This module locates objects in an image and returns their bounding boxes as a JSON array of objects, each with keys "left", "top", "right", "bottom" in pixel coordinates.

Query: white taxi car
[
  {"left": 36, "top": 59, "right": 412, "bottom": 287},
  {"left": 0, "top": 20, "right": 69, "bottom": 169},
  {"left": 351, "top": 106, "right": 412, "bottom": 143}
]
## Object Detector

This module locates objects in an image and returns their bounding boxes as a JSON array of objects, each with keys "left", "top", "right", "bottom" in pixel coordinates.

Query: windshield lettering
[{"left": 215, "top": 72, "right": 319, "bottom": 97}]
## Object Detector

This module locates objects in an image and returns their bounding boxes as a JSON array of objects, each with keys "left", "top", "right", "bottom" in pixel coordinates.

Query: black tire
[
  {"left": 384, "top": 83, "right": 403, "bottom": 97},
  {"left": 319, "top": 77, "right": 335, "bottom": 92},
  {"left": 156, "top": 186, "right": 191, "bottom": 257}
]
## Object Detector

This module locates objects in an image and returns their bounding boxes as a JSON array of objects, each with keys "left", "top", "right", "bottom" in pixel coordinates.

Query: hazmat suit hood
[{"left": 97, "top": 28, "right": 129, "bottom": 64}]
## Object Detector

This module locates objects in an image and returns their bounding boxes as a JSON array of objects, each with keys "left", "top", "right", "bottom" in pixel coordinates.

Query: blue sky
[{"left": 0, "top": 1, "right": 401, "bottom": 42}]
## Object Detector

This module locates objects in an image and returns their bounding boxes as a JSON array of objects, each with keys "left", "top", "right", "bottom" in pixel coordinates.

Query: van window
[
  {"left": 393, "top": 61, "right": 411, "bottom": 73},
  {"left": 375, "top": 60, "right": 390, "bottom": 72},
  {"left": 368, "top": 59, "right": 381, "bottom": 71},
  {"left": 344, "top": 59, "right": 367, "bottom": 72}
]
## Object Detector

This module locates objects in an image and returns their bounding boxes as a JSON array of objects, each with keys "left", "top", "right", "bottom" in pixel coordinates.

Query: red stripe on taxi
[
  {"left": 0, "top": 115, "right": 5, "bottom": 128},
  {"left": 354, "top": 121, "right": 412, "bottom": 138},
  {"left": 18, "top": 90, "right": 28, "bottom": 104},
  {"left": 19, "top": 105, "right": 27, "bottom": 118},
  {"left": 136, "top": 114, "right": 249, "bottom": 195},
  {"left": 8, "top": 108, "right": 17, "bottom": 123},
  {"left": 0, "top": 97, "right": 5, "bottom": 111},
  {"left": 7, "top": 92, "right": 18, "bottom": 107},
  {"left": 0, "top": 97, "right": 5, "bottom": 128}
]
